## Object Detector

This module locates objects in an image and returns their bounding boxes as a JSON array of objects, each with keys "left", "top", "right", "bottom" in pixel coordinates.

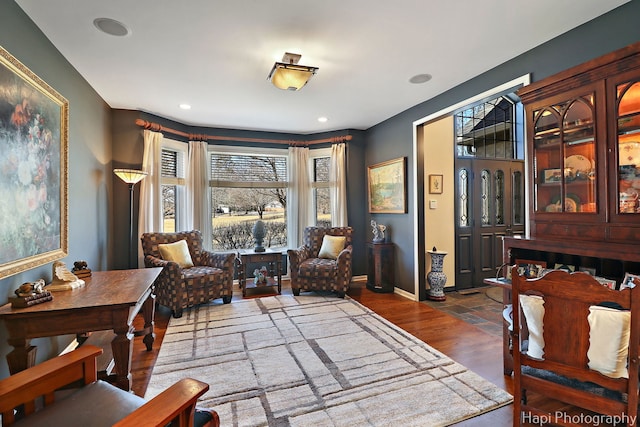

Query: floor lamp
[{"left": 114, "top": 169, "right": 148, "bottom": 268}]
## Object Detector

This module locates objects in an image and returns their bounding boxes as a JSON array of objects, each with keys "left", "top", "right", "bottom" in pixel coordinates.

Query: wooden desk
[{"left": 0, "top": 268, "right": 161, "bottom": 391}]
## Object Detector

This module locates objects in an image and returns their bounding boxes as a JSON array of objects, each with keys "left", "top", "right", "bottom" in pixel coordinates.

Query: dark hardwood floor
[{"left": 130, "top": 282, "right": 513, "bottom": 426}]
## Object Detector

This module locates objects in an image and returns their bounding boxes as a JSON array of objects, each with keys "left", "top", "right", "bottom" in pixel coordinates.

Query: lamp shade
[
  {"left": 269, "top": 63, "right": 318, "bottom": 91},
  {"left": 113, "top": 168, "right": 147, "bottom": 184}
]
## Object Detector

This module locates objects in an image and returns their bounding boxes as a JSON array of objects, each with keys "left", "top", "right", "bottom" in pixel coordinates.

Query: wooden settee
[
  {"left": 512, "top": 268, "right": 640, "bottom": 426},
  {"left": 0, "top": 345, "right": 219, "bottom": 427}
]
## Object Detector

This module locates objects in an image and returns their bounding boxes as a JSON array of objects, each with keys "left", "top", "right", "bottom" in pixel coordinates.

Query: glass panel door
[
  {"left": 616, "top": 81, "right": 640, "bottom": 214},
  {"left": 533, "top": 106, "right": 562, "bottom": 212},
  {"left": 532, "top": 94, "right": 597, "bottom": 214},
  {"left": 562, "top": 98, "right": 596, "bottom": 213}
]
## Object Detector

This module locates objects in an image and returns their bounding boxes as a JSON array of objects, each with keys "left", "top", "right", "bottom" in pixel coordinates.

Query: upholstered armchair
[
  {"left": 141, "top": 230, "right": 235, "bottom": 318},
  {"left": 287, "top": 226, "right": 353, "bottom": 298}
]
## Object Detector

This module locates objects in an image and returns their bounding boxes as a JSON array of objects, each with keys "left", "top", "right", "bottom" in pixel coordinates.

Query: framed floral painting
[{"left": 0, "top": 46, "right": 68, "bottom": 279}]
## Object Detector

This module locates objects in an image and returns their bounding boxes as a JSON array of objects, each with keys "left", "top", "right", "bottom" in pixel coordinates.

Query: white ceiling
[{"left": 16, "top": 0, "right": 629, "bottom": 134}]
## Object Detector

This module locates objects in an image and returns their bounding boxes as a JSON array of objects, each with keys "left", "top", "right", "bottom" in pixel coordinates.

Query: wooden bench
[{"left": 512, "top": 268, "right": 640, "bottom": 426}]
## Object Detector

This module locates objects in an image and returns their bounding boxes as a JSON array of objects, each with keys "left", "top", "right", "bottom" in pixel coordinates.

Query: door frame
[{"left": 411, "top": 74, "right": 531, "bottom": 300}]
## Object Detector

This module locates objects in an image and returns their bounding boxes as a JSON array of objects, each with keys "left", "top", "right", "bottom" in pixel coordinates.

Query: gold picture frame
[
  {"left": 429, "top": 174, "right": 443, "bottom": 194},
  {"left": 0, "top": 45, "right": 69, "bottom": 279},
  {"left": 367, "top": 157, "right": 407, "bottom": 214}
]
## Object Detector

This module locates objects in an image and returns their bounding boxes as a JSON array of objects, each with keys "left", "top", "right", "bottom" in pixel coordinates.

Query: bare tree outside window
[
  {"left": 210, "top": 153, "right": 288, "bottom": 250},
  {"left": 314, "top": 157, "right": 331, "bottom": 226},
  {"left": 162, "top": 185, "right": 176, "bottom": 231}
]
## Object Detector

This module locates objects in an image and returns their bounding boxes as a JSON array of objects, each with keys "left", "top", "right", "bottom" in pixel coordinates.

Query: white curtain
[
  {"left": 138, "top": 129, "right": 163, "bottom": 267},
  {"left": 329, "top": 142, "right": 348, "bottom": 226},
  {"left": 186, "top": 140, "right": 212, "bottom": 250},
  {"left": 287, "top": 146, "right": 312, "bottom": 248}
]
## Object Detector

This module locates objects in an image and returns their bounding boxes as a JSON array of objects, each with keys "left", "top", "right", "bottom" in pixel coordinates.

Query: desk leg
[
  {"left": 6, "top": 336, "right": 36, "bottom": 375},
  {"left": 111, "top": 323, "right": 134, "bottom": 391},
  {"left": 135, "top": 291, "right": 155, "bottom": 351}
]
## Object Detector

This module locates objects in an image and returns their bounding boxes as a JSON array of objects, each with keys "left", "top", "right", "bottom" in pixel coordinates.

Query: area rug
[
  {"left": 485, "top": 286, "right": 504, "bottom": 303},
  {"left": 145, "top": 295, "right": 512, "bottom": 426}
]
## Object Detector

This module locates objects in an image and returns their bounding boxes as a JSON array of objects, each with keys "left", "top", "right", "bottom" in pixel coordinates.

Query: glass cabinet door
[
  {"left": 616, "top": 80, "right": 640, "bottom": 215},
  {"left": 532, "top": 94, "right": 597, "bottom": 214}
]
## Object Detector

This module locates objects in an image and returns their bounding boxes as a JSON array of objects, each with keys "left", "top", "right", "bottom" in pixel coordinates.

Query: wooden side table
[
  {"left": 366, "top": 242, "right": 395, "bottom": 293},
  {"left": 237, "top": 250, "right": 282, "bottom": 297}
]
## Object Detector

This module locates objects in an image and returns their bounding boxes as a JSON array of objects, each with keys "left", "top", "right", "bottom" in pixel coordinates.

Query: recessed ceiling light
[
  {"left": 93, "top": 18, "right": 130, "bottom": 37},
  {"left": 179, "top": 104, "right": 191, "bottom": 110},
  {"left": 409, "top": 73, "right": 432, "bottom": 84},
  {"left": 318, "top": 117, "right": 328, "bottom": 123}
]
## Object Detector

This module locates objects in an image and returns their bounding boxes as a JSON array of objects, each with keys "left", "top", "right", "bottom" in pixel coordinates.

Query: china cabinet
[
  {"left": 518, "top": 41, "right": 640, "bottom": 246},
  {"left": 488, "top": 42, "right": 640, "bottom": 375}
]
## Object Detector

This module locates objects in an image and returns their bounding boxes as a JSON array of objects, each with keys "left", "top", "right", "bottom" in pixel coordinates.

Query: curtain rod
[{"left": 135, "top": 119, "right": 352, "bottom": 146}]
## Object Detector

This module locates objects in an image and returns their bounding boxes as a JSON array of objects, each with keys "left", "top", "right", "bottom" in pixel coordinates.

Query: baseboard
[
  {"left": 351, "top": 275, "right": 367, "bottom": 285},
  {"left": 393, "top": 287, "right": 417, "bottom": 301}
]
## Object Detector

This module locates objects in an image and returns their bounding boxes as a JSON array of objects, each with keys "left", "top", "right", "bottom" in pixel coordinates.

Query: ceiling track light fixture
[{"left": 268, "top": 52, "right": 318, "bottom": 91}]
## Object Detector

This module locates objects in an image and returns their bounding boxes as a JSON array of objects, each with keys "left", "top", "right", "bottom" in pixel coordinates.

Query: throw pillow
[
  {"left": 318, "top": 235, "right": 347, "bottom": 260},
  {"left": 587, "top": 305, "right": 630, "bottom": 378},
  {"left": 158, "top": 240, "right": 194, "bottom": 268},
  {"left": 519, "top": 294, "right": 545, "bottom": 359}
]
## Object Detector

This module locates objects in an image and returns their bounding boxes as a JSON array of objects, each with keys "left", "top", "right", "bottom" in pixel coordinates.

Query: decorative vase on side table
[
  {"left": 252, "top": 220, "right": 266, "bottom": 252},
  {"left": 427, "top": 247, "right": 447, "bottom": 301}
]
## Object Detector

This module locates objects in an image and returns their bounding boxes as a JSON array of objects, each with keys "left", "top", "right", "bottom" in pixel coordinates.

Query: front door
[{"left": 455, "top": 159, "right": 525, "bottom": 289}]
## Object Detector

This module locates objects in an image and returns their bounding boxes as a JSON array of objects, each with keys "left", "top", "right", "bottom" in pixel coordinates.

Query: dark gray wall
[
  {"left": 0, "top": 1, "right": 112, "bottom": 378},
  {"left": 365, "top": 1, "right": 640, "bottom": 295}
]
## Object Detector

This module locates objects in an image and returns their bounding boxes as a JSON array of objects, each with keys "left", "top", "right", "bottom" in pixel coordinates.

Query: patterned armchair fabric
[
  {"left": 287, "top": 227, "right": 353, "bottom": 298},
  {"left": 140, "top": 230, "right": 235, "bottom": 318}
]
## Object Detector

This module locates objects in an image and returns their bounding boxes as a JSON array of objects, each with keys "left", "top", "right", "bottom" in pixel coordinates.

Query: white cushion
[
  {"left": 318, "top": 235, "right": 346, "bottom": 260},
  {"left": 519, "top": 294, "right": 545, "bottom": 359},
  {"left": 587, "top": 306, "right": 630, "bottom": 378},
  {"left": 503, "top": 304, "right": 513, "bottom": 331},
  {"left": 158, "top": 240, "right": 194, "bottom": 268}
]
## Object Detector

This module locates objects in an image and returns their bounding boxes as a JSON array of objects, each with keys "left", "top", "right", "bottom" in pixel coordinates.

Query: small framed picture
[
  {"left": 554, "top": 263, "right": 575, "bottom": 272},
  {"left": 506, "top": 259, "right": 547, "bottom": 280},
  {"left": 620, "top": 273, "right": 640, "bottom": 290},
  {"left": 595, "top": 276, "right": 617, "bottom": 290},
  {"left": 429, "top": 174, "right": 443, "bottom": 194},
  {"left": 542, "top": 168, "right": 562, "bottom": 183}
]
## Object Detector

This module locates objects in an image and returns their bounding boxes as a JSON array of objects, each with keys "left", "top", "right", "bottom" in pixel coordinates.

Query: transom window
[{"left": 455, "top": 95, "right": 523, "bottom": 160}]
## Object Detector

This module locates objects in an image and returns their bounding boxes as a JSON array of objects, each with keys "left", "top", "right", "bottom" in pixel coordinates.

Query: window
[
  {"left": 161, "top": 139, "right": 187, "bottom": 232},
  {"left": 455, "top": 95, "right": 524, "bottom": 160},
  {"left": 209, "top": 146, "right": 288, "bottom": 251},
  {"left": 310, "top": 148, "right": 331, "bottom": 228}
]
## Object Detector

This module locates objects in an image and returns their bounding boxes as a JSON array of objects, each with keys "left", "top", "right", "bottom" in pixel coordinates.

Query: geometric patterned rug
[{"left": 145, "top": 295, "right": 512, "bottom": 426}]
